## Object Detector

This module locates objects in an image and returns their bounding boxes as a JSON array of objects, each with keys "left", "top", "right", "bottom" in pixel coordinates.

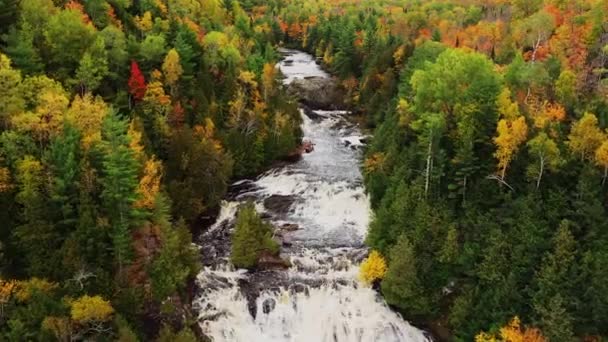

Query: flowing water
[{"left": 193, "top": 49, "right": 429, "bottom": 342}]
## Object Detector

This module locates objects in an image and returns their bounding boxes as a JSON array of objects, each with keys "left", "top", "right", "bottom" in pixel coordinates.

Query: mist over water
[{"left": 193, "top": 49, "right": 429, "bottom": 342}]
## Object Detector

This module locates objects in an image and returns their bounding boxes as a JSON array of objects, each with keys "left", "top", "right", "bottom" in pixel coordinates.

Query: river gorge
[{"left": 193, "top": 49, "right": 429, "bottom": 342}]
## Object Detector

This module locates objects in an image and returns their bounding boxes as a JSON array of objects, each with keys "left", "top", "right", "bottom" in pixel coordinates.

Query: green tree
[
  {"left": 532, "top": 221, "right": 578, "bottom": 342},
  {"left": 74, "top": 36, "right": 109, "bottom": 94},
  {"left": 100, "top": 110, "right": 142, "bottom": 272},
  {"left": 44, "top": 9, "right": 96, "bottom": 76},
  {"left": 230, "top": 202, "right": 279, "bottom": 269},
  {"left": 381, "top": 234, "right": 429, "bottom": 316},
  {"left": 3, "top": 22, "right": 43, "bottom": 75}
]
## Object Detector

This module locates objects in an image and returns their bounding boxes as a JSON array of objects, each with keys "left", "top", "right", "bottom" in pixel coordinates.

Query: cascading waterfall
[{"left": 193, "top": 49, "right": 429, "bottom": 342}]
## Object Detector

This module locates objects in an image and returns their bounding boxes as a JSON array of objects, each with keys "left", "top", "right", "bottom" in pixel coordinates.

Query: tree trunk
[
  {"left": 424, "top": 133, "right": 433, "bottom": 198},
  {"left": 536, "top": 156, "right": 545, "bottom": 190}
]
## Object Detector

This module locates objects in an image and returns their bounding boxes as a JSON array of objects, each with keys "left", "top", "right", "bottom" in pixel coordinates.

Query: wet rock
[
  {"left": 262, "top": 298, "right": 276, "bottom": 314},
  {"left": 287, "top": 76, "right": 345, "bottom": 110},
  {"left": 258, "top": 251, "right": 291, "bottom": 270},
  {"left": 283, "top": 59, "right": 294, "bottom": 65},
  {"left": 281, "top": 235, "right": 293, "bottom": 247},
  {"left": 289, "top": 283, "right": 310, "bottom": 296},
  {"left": 334, "top": 259, "right": 350, "bottom": 271},
  {"left": 263, "top": 194, "right": 295, "bottom": 216},
  {"left": 280, "top": 223, "right": 299, "bottom": 231},
  {"left": 359, "top": 137, "right": 370, "bottom": 145}
]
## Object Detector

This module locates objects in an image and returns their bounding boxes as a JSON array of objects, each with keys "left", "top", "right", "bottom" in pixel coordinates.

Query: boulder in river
[
  {"left": 280, "top": 223, "right": 299, "bottom": 231},
  {"left": 287, "top": 76, "right": 345, "bottom": 110},
  {"left": 263, "top": 194, "right": 295, "bottom": 216}
]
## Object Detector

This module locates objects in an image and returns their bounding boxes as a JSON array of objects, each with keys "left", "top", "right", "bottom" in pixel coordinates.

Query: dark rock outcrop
[{"left": 287, "top": 76, "right": 345, "bottom": 110}]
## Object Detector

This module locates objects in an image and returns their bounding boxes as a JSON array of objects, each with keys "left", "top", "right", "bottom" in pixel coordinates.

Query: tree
[
  {"left": 476, "top": 316, "right": 547, "bottom": 342},
  {"left": 100, "top": 110, "right": 141, "bottom": 272},
  {"left": 149, "top": 218, "right": 199, "bottom": 301},
  {"left": 3, "top": 22, "right": 43, "bottom": 75},
  {"left": 411, "top": 113, "right": 445, "bottom": 198},
  {"left": 44, "top": 9, "right": 96, "bottom": 74},
  {"left": 134, "top": 157, "right": 162, "bottom": 209},
  {"left": 261, "top": 63, "right": 276, "bottom": 102},
  {"left": 65, "top": 93, "right": 108, "bottom": 150},
  {"left": 99, "top": 25, "right": 128, "bottom": 81},
  {"left": 13, "top": 157, "right": 59, "bottom": 276},
  {"left": 230, "top": 202, "right": 279, "bottom": 269},
  {"left": 381, "top": 234, "right": 429, "bottom": 316},
  {"left": 70, "top": 295, "right": 114, "bottom": 324},
  {"left": 47, "top": 124, "right": 81, "bottom": 233},
  {"left": 128, "top": 61, "right": 146, "bottom": 102},
  {"left": 11, "top": 87, "right": 69, "bottom": 145},
  {"left": 74, "top": 37, "right": 109, "bottom": 95},
  {"left": 494, "top": 117, "right": 528, "bottom": 181},
  {"left": 555, "top": 69, "right": 577, "bottom": 108},
  {"left": 567, "top": 112, "right": 605, "bottom": 161},
  {"left": 527, "top": 133, "right": 561, "bottom": 189},
  {"left": 532, "top": 221, "right": 578, "bottom": 342},
  {"left": 594, "top": 140, "right": 608, "bottom": 185},
  {"left": 0, "top": 53, "right": 24, "bottom": 127},
  {"left": 161, "top": 49, "right": 183, "bottom": 96},
  {"left": 140, "top": 34, "right": 167, "bottom": 65},
  {"left": 359, "top": 250, "right": 387, "bottom": 285},
  {"left": 166, "top": 125, "right": 232, "bottom": 222}
]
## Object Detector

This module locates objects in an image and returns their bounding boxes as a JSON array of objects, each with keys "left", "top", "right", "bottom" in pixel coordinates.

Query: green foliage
[
  {"left": 100, "top": 110, "right": 142, "bottom": 270},
  {"left": 381, "top": 235, "right": 429, "bottom": 316},
  {"left": 231, "top": 202, "right": 279, "bottom": 269}
]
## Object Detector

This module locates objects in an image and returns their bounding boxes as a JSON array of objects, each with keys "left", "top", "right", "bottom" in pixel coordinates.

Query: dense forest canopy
[
  {"left": 0, "top": 0, "right": 301, "bottom": 340},
  {"left": 0, "top": 0, "right": 607, "bottom": 341},
  {"left": 271, "top": 0, "right": 607, "bottom": 340}
]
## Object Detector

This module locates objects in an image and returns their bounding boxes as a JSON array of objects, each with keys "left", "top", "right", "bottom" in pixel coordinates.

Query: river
[{"left": 193, "top": 49, "right": 429, "bottom": 342}]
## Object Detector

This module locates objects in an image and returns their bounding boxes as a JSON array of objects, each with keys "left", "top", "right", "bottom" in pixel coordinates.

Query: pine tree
[
  {"left": 381, "top": 234, "right": 429, "bottom": 316},
  {"left": 99, "top": 110, "right": 141, "bottom": 272},
  {"left": 230, "top": 202, "right": 279, "bottom": 269}
]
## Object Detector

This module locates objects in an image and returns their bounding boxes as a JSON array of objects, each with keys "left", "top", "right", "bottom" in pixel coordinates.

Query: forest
[
  {"left": 272, "top": 0, "right": 607, "bottom": 340},
  {"left": 0, "top": 0, "right": 607, "bottom": 341}
]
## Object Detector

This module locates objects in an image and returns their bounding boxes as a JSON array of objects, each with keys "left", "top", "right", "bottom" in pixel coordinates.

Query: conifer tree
[
  {"left": 231, "top": 202, "right": 279, "bottom": 269},
  {"left": 99, "top": 110, "right": 141, "bottom": 272}
]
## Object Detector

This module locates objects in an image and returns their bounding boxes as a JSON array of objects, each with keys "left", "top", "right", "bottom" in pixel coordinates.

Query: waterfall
[{"left": 193, "top": 49, "right": 429, "bottom": 342}]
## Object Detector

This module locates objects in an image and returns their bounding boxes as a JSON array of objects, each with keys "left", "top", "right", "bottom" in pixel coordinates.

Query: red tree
[{"left": 128, "top": 60, "right": 146, "bottom": 101}]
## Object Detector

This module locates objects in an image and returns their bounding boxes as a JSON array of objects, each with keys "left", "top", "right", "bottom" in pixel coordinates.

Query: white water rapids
[{"left": 193, "top": 49, "right": 429, "bottom": 342}]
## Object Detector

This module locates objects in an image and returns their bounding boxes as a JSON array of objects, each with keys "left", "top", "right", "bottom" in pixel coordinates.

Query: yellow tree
[
  {"left": 65, "top": 93, "right": 108, "bottom": 150},
  {"left": 12, "top": 88, "right": 69, "bottom": 145},
  {"left": 594, "top": 140, "right": 608, "bottom": 185},
  {"left": 359, "top": 250, "right": 387, "bottom": 285},
  {"left": 70, "top": 295, "right": 114, "bottom": 324},
  {"left": 134, "top": 156, "right": 163, "bottom": 209},
  {"left": 494, "top": 116, "right": 528, "bottom": 180},
  {"left": 567, "top": 112, "right": 605, "bottom": 161},
  {"left": 134, "top": 11, "right": 153, "bottom": 35},
  {"left": 162, "top": 49, "right": 183, "bottom": 96},
  {"left": 0, "top": 167, "right": 11, "bottom": 193},
  {"left": 261, "top": 63, "right": 276, "bottom": 102},
  {"left": 476, "top": 316, "right": 547, "bottom": 342}
]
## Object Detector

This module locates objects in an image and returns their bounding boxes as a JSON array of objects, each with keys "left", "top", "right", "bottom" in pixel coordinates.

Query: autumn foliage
[
  {"left": 359, "top": 250, "right": 387, "bottom": 285},
  {"left": 128, "top": 60, "right": 146, "bottom": 101}
]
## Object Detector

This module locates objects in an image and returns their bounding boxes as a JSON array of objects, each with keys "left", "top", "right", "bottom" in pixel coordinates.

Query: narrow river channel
[{"left": 193, "top": 49, "right": 429, "bottom": 342}]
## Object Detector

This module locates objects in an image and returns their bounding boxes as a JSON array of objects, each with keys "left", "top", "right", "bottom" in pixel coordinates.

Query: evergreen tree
[
  {"left": 99, "top": 110, "right": 141, "bottom": 272},
  {"left": 381, "top": 234, "right": 429, "bottom": 316},
  {"left": 230, "top": 202, "right": 279, "bottom": 269}
]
